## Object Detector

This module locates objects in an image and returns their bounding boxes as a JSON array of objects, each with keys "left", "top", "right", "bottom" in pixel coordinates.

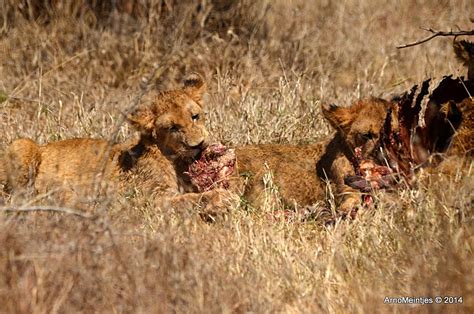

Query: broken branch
[
  {"left": 0, "top": 206, "right": 94, "bottom": 218},
  {"left": 397, "top": 28, "right": 474, "bottom": 49}
]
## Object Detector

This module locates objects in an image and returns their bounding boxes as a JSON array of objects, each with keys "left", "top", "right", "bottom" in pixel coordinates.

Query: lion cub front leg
[
  {"left": 154, "top": 188, "right": 238, "bottom": 220},
  {"left": 335, "top": 185, "right": 361, "bottom": 219},
  {"left": 331, "top": 156, "right": 361, "bottom": 218}
]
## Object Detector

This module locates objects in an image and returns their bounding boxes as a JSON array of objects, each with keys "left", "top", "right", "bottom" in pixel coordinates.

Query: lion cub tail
[{"left": 0, "top": 138, "right": 41, "bottom": 195}]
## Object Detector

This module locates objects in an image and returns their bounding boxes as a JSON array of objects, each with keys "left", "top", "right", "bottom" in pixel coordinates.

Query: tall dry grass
[{"left": 0, "top": 0, "right": 473, "bottom": 312}]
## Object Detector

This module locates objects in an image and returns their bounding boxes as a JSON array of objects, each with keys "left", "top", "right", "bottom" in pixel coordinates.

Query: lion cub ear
[
  {"left": 321, "top": 103, "right": 354, "bottom": 134},
  {"left": 127, "top": 105, "right": 155, "bottom": 133},
  {"left": 183, "top": 73, "right": 207, "bottom": 105}
]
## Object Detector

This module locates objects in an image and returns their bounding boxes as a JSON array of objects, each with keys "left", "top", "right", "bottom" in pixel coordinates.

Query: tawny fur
[
  {"left": 453, "top": 39, "right": 474, "bottom": 80},
  {"left": 451, "top": 39, "right": 474, "bottom": 155},
  {"left": 434, "top": 41, "right": 474, "bottom": 176},
  {"left": 233, "top": 143, "right": 325, "bottom": 209},
  {"left": 431, "top": 98, "right": 473, "bottom": 177},
  {"left": 0, "top": 74, "right": 235, "bottom": 213},
  {"left": 449, "top": 96, "right": 474, "bottom": 156},
  {"left": 233, "top": 98, "right": 394, "bottom": 216}
]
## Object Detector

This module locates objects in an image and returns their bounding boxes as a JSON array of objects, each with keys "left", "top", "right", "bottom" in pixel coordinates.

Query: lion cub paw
[
  {"left": 199, "top": 188, "right": 239, "bottom": 222},
  {"left": 338, "top": 196, "right": 361, "bottom": 219}
]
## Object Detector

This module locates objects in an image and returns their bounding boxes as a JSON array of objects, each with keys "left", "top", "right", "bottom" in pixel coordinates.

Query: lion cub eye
[
  {"left": 169, "top": 124, "right": 180, "bottom": 132},
  {"left": 192, "top": 114, "right": 200, "bottom": 121}
]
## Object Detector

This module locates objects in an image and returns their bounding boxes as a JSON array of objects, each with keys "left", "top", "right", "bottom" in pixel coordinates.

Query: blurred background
[{"left": 1, "top": 0, "right": 472, "bottom": 145}]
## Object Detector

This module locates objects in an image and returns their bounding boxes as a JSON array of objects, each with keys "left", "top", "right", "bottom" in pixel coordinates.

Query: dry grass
[{"left": 0, "top": 0, "right": 473, "bottom": 312}]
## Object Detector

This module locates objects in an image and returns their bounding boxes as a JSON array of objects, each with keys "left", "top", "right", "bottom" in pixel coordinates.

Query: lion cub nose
[{"left": 190, "top": 140, "right": 207, "bottom": 151}]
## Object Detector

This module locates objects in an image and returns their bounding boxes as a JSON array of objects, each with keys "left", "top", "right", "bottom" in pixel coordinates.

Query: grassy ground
[{"left": 0, "top": 1, "right": 473, "bottom": 312}]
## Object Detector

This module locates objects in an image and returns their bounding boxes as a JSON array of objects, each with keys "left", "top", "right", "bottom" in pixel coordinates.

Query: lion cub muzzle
[{"left": 187, "top": 139, "right": 208, "bottom": 159}]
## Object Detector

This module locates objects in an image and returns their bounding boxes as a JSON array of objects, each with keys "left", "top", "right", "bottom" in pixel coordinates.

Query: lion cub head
[
  {"left": 322, "top": 98, "right": 394, "bottom": 158},
  {"left": 128, "top": 73, "right": 209, "bottom": 161}
]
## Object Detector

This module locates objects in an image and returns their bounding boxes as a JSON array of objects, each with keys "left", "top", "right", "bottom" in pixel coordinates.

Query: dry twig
[
  {"left": 397, "top": 28, "right": 474, "bottom": 49},
  {"left": 0, "top": 206, "right": 94, "bottom": 218}
]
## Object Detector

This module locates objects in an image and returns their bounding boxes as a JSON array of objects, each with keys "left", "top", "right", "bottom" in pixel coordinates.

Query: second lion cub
[{"left": 234, "top": 98, "right": 395, "bottom": 217}]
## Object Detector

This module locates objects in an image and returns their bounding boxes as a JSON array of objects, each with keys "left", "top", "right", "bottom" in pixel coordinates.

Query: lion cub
[
  {"left": 0, "top": 74, "right": 233, "bottom": 213},
  {"left": 234, "top": 98, "right": 394, "bottom": 217}
]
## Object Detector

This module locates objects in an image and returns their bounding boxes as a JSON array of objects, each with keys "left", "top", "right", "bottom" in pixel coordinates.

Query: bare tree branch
[{"left": 397, "top": 28, "right": 474, "bottom": 49}]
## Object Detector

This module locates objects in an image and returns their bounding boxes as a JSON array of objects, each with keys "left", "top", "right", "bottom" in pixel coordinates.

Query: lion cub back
[
  {"left": 35, "top": 138, "right": 118, "bottom": 192},
  {"left": 2, "top": 138, "right": 119, "bottom": 203},
  {"left": 234, "top": 143, "right": 326, "bottom": 209}
]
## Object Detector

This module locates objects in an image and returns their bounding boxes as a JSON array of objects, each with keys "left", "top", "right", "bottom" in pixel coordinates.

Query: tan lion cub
[
  {"left": 0, "top": 74, "right": 234, "bottom": 213},
  {"left": 234, "top": 98, "right": 395, "bottom": 217}
]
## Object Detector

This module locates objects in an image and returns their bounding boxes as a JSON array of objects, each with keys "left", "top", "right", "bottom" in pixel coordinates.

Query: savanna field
[{"left": 0, "top": 0, "right": 473, "bottom": 312}]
